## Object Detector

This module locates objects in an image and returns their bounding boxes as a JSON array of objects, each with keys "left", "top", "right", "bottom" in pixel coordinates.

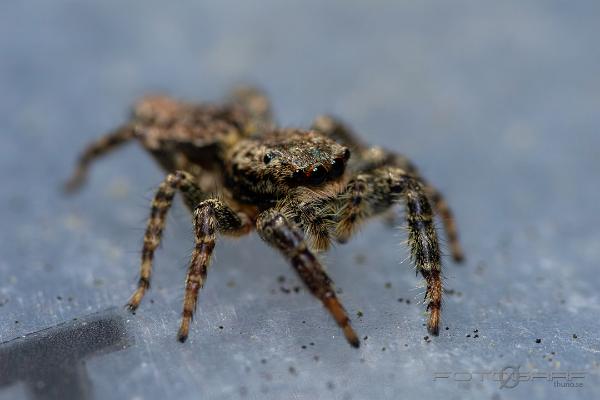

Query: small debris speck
[
  {"left": 288, "top": 366, "right": 297, "bottom": 376},
  {"left": 474, "top": 334, "right": 479, "bottom": 338},
  {"left": 309, "top": 342, "right": 314, "bottom": 346},
  {"left": 301, "top": 345, "right": 307, "bottom": 349},
  {"left": 381, "top": 347, "right": 386, "bottom": 352},
  {"left": 363, "top": 336, "right": 368, "bottom": 341},
  {"left": 535, "top": 338, "right": 542, "bottom": 344},
  {"left": 572, "top": 334, "right": 578, "bottom": 339},
  {"left": 466, "top": 334, "right": 471, "bottom": 338},
  {"left": 445, "top": 326, "right": 449, "bottom": 330},
  {"left": 356, "top": 311, "right": 363, "bottom": 318},
  {"left": 277, "top": 275, "right": 285, "bottom": 283},
  {"left": 261, "top": 359, "right": 267, "bottom": 364},
  {"left": 218, "top": 326, "right": 224, "bottom": 330}
]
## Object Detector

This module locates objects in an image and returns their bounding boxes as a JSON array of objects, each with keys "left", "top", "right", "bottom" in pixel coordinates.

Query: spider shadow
[{"left": 0, "top": 308, "right": 131, "bottom": 400}]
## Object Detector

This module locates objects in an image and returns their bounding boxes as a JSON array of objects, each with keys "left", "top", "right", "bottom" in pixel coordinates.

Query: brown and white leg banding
[{"left": 257, "top": 210, "right": 360, "bottom": 348}]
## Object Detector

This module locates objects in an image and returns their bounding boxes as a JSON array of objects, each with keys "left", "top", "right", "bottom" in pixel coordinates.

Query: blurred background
[{"left": 0, "top": 1, "right": 599, "bottom": 399}]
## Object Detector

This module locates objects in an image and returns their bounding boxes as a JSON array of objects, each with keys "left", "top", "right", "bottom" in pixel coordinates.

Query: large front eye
[
  {"left": 307, "top": 165, "right": 327, "bottom": 185},
  {"left": 330, "top": 158, "right": 345, "bottom": 178}
]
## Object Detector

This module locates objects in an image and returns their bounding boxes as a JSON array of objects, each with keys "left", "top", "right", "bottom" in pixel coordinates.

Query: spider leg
[
  {"left": 311, "top": 116, "right": 464, "bottom": 262},
  {"left": 334, "top": 167, "right": 444, "bottom": 335},
  {"left": 311, "top": 115, "right": 366, "bottom": 152},
  {"left": 228, "top": 85, "right": 274, "bottom": 134},
  {"left": 422, "top": 183, "right": 464, "bottom": 262},
  {"left": 177, "top": 199, "right": 252, "bottom": 342},
  {"left": 64, "top": 124, "right": 136, "bottom": 192},
  {"left": 256, "top": 209, "right": 360, "bottom": 348},
  {"left": 126, "top": 171, "right": 207, "bottom": 311}
]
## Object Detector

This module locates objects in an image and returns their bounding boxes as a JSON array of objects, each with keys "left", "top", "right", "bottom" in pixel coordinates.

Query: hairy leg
[
  {"left": 178, "top": 199, "right": 252, "bottom": 342},
  {"left": 422, "top": 184, "right": 464, "bottom": 262},
  {"left": 311, "top": 115, "right": 366, "bottom": 152},
  {"left": 126, "top": 171, "right": 207, "bottom": 311},
  {"left": 257, "top": 209, "right": 360, "bottom": 347},
  {"left": 229, "top": 85, "right": 274, "bottom": 134},
  {"left": 334, "top": 167, "right": 444, "bottom": 335},
  {"left": 64, "top": 124, "right": 136, "bottom": 192},
  {"left": 311, "top": 115, "right": 464, "bottom": 261}
]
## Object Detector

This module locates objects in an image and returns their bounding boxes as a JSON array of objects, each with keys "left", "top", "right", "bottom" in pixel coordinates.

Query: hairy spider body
[{"left": 66, "top": 87, "right": 464, "bottom": 348}]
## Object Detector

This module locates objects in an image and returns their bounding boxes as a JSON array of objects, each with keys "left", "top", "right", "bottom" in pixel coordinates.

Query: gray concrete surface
[{"left": 1, "top": 1, "right": 599, "bottom": 399}]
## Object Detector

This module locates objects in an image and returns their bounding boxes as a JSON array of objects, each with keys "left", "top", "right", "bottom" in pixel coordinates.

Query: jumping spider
[{"left": 65, "top": 87, "right": 464, "bottom": 347}]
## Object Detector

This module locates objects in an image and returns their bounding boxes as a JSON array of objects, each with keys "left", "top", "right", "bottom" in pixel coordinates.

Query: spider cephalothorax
[
  {"left": 66, "top": 87, "right": 464, "bottom": 348},
  {"left": 226, "top": 129, "right": 351, "bottom": 203}
]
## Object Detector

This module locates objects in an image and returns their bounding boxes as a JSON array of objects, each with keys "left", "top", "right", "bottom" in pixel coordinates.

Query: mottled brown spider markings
[{"left": 65, "top": 87, "right": 464, "bottom": 347}]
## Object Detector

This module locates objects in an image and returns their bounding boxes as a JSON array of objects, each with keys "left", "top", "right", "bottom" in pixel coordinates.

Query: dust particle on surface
[
  {"left": 535, "top": 338, "right": 542, "bottom": 343},
  {"left": 288, "top": 366, "right": 297, "bottom": 376},
  {"left": 356, "top": 310, "right": 363, "bottom": 318},
  {"left": 572, "top": 334, "right": 578, "bottom": 339}
]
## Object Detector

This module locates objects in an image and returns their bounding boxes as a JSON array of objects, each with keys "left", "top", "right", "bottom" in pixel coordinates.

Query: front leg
[
  {"left": 335, "top": 167, "right": 444, "bottom": 336},
  {"left": 127, "top": 170, "right": 208, "bottom": 310},
  {"left": 257, "top": 210, "right": 360, "bottom": 348},
  {"left": 178, "top": 199, "right": 253, "bottom": 342}
]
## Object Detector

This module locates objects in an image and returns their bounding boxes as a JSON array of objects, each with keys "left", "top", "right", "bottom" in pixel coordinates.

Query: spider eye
[
  {"left": 307, "top": 165, "right": 327, "bottom": 185},
  {"left": 330, "top": 158, "right": 345, "bottom": 178},
  {"left": 263, "top": 153, "right": 274, "bottom": 164}
]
